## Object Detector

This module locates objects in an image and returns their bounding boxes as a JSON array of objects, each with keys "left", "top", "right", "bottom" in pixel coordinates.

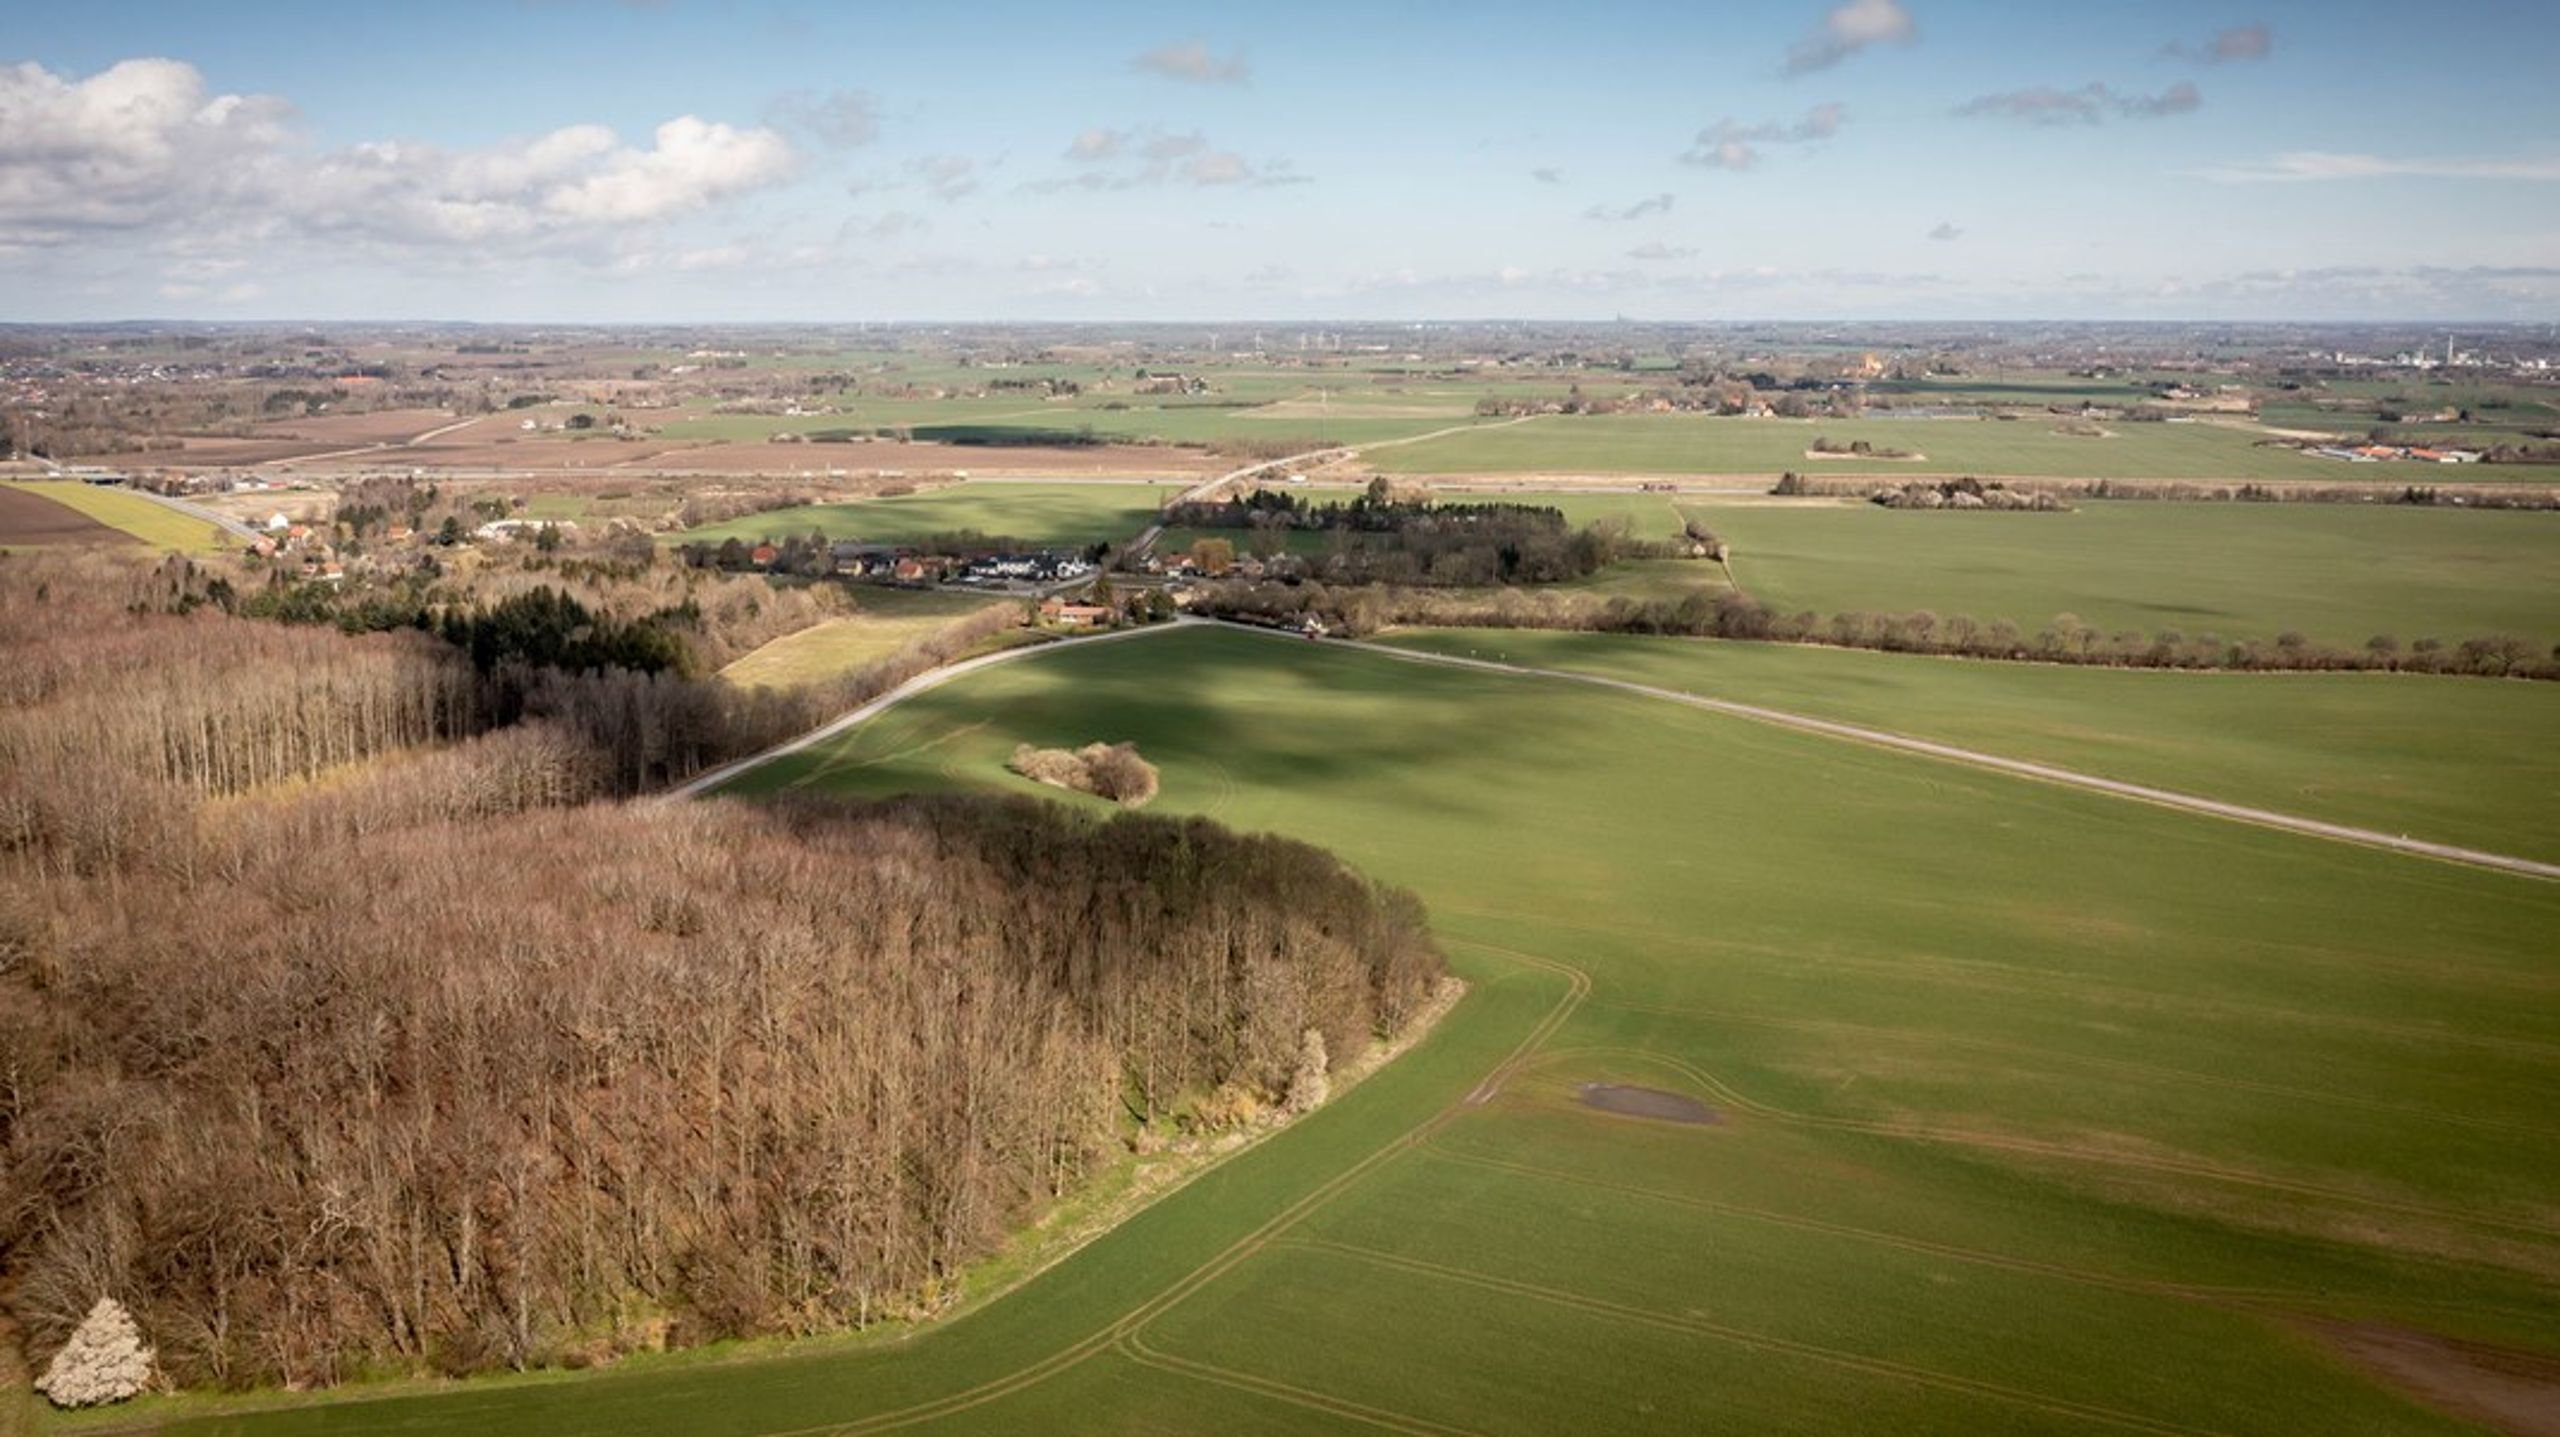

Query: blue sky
[{"left": 3, "top": 0, "right": 2556, "bottom": 321}]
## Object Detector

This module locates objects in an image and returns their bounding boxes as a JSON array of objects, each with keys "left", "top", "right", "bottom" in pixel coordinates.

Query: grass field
[
  {"left": 160, "top": 625, "right": 2559, "bottom": 1435},
  {"left": 1380, "top": 628, "right": 2560, "bottom": 864},
  {"left": 720, "top": 589, "right": 1013, "bottom": 689},
  {"left": 674, "top": 480, "right": 1184, "bottom": 549},
  {"left": 1367, "top": 412, "right": 2560, "bottom": 481},
  {"left": 1688, "top": 499, "right": 2560, "bottom": 648},
  {"left": 0, "top": 481, "right": 227, "bottom": 551}
]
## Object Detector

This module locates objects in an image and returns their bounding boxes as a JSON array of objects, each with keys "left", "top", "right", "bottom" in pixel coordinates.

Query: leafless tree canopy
[
  {"left": 0, "top": 553, "right": 1444, "bottom": 1391},
  {"left": 1008, "top": 742, "right": 1162, "bottom": 807}
]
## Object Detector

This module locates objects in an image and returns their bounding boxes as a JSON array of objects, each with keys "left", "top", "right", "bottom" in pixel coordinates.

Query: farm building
[{"left": 1038, "top": 599, "right": 1115, "bottom": 627}]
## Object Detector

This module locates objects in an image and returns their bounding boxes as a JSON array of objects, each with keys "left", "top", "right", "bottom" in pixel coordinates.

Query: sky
[{"left": 3, "top": 0, "right": 2557, "bottom": 323}]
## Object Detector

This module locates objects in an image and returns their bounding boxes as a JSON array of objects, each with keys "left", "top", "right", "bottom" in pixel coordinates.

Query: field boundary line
[
  {"left": 1270, "top": 1236, "right": 2220, "bottom": 1437},
  {"left": 1216, "top": 623, "right": 2560, "bottom": 882}
]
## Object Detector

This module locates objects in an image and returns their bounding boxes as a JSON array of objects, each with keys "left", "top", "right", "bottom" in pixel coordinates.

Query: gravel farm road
[{"left": 681, "top": 616, "right": 2560, "bottom": 883}]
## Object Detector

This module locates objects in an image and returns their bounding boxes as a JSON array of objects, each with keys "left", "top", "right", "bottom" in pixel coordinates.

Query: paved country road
[{"left": 680, "top": 617, "right": 2560, "bottom": 882}]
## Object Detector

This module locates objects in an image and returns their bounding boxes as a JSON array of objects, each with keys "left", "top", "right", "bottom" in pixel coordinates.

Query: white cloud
[
  {"left": 1584, "top": 193, "right": 1674, "bottom": 221},
  {"left": 2163, "top": 23, "right": 2272, "bottom": 63},
  {"left": 1785, "top": 0, "right": 1916, "bottom": 75},
  {"left": 1680, "top": 103, "right": 1844, "bottom": 170},
  {"left": 1067, "top": 127, "right": 1125, "bottom": 161},
  {"left": 543, "top": 118, "right": 793, "bottom": 223},
  {"left": 0, "top": 57, "right": 794, "bottom": 254},
  {"left": 1133, "top": 41, "right": 1250, "bottom": 85},
  {"left": 1954, "top": 81, "right": 2200, "bottom": 126},
  {"left": 1927, "top": 221, "right": 1963, "bottom": 241},
  {"left": 1626, "top": 242, "right": 1698, "bottom": 261},
  {"left": 0, "top": 58, "right": 292, "bottom": 240},
  {"left": 1531, "top": 167, "right": 1564, "bottom": 184},
  {"left": 769, "top": 89, "right": 881, "bottom": 149},
  {"left": 2194, "top": 151, "right": 2560, "bottom": 183},
  {"left": 910, "top": 153, "right": 984, "bottom": 201},
  {"left": 1043, "top": 129, "right": 1305, "bottom": 190}
]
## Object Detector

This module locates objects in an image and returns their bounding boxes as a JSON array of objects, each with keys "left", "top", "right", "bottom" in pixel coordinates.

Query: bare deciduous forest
[{"left": 0, "top": 553, "right": 1444, "bottom": 1390}]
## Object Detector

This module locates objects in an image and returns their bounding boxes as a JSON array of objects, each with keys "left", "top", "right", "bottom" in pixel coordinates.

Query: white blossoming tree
[
  {"left": 34, "top": 1297, "right": 154, "bottom": 1408},
  {"left": 1283, "top": 1026, "right": 1330, "bottom": 1116}
]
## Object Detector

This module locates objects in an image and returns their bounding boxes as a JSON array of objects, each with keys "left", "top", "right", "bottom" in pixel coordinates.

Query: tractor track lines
[
  {"left": 1115, "top": 1330, "right": 1480, "bottom": 1436},
  {"left": 1586, "top": 998, "right": 2560, "bottom": 1139},
  {"left": 1270, "top": 1236, "right": 2224, "bottom": 1437},
  {"left": 757, "top": 940, "right": 1591, "bottom": 1435},
  {"left": 1407, "top": 1145, "right": 2556, "bottom": 1325}
]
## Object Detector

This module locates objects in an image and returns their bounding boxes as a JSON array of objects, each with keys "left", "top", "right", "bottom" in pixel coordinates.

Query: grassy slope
[
  {"left": 1379, "top": 628, "right": 2560, "bottom": 864},
  {"left": 168, "top": 627, "right": 2558, "bottom": 1435},
  {"left": 719, "top": 590, "right": 1012, "bottom": 689},
  {"left": 1368, "top": 412, "right": 2560, "bottom": 481},
  {"left": 1, "top": 481, "right": 227, "bottom": 551},
  {"left": 1691, "top": 499, "right": 2560, "bottom": 648},
  {"left": 673, "top": 480, "right": 1184, "bottom": 548}
]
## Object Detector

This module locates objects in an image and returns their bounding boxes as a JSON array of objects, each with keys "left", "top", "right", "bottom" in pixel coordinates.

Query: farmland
[
  {"left": 673, "top": 480, "right": 1185, "bottom": 549},
  {"left": 719, "top": 589, "right": 1014, "bottom": 689},
  {"left": 1368, "top": 412, "right": 2560, "bottom": 481},
  {"left": 0, "top": 484, "right": 135, "bottom": 549},
  {"left": 1380, "top": 627, "right": 2560, "bottom": 864},
  {"left": 160, "top": 624, "right": 2557, "bottom": 1435},
  {"left": 0, "top": 481, "right": 226, "bottom": 551},
  {"left": 1688, "top": 498, "right": 2560, "bottom": 648}
]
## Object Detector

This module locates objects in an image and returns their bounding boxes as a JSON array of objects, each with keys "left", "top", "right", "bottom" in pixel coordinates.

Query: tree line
[
  {"left": 1167, "top": 486, "right": 1678, "bottom": 587},
  {"left": 0, "top": 551, "right": 1447, "bottom": 1392},
  {"left": 1771, "top": 471, "right": 2560, "bottom": 510},
  {"left": 1193, "top": 579, "right": 2560, "bottom": 680}
]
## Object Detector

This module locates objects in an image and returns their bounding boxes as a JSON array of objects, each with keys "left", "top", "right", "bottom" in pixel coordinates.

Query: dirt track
[
  {"left": 685, "top": 616, "right": 2560, "bottom": 882},
  {"left": 1298, "top": 630, "right": 2560, "bottom": 883}
]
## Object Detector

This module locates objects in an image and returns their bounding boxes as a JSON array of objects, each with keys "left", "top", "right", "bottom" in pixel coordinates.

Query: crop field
[
  {"left": 674, "top": 480, "right": 1184, "bottom": 549},
  {"left": 173, "top": 625, "right": 2557, "bottom": 1434},
  {"left": 720, "top": 589, "right": 1013, "bottom": 689},
  {"left": 0, "top": 481, "right": 226, "bottom": 551},
  {"left": 1381, "top": 628, "right": 2560, "bottom": 864},
  {"left": 1366, "top": 412, "right": 2560, "bottom": 480},
  {"left": 0, "top": 483, "right": 135, "bottom": 548},
  {"left": 652, "top": 387, "right": 1505, "bottom": 453},
  {"left": 1690, "top": 499, "right": 2560, "bottom": 648}
]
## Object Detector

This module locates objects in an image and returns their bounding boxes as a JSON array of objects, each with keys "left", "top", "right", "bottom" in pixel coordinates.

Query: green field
[
  {"left": 1368, "top": 412, "right": 2560, "bottom": 481},
  {"left": 166, "top": 626, "right": 2558, "bottom": 1435},
  {"left": 1688, "top": 499, "right": 2560, "bottom": 648},
  {"left": 720, "top": 589, "right": 1014, "bottom": 689},
  {"left": 654, "top": 387, "right": 1504, "bottom": 452},
  {"left": 1382, "top": 627, "right": 2560, "bottom": 864},
  {"left": 674, "top": 480, "right": 1185, "bottom": 549},
  {"left": 1, "top": 481, "right": 228, "bottom": 551}
]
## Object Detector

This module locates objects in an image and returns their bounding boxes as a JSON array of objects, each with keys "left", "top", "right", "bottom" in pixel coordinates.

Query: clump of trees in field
[
  {"left": 1870, "top": 479, "right": 2067, "bottom": 511},
  {"left": 1008, "top": 741, "right": 1161, "bottom": 806},
  {"left": 1193, "top": 579, "right": 2560, "bottom": 680},
  {"left": 1164, "top": 483, "right": 1679, "bottom": 586},
  {"left": 0, "top": 552, "right": 1446, "bottom": 1394}
]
